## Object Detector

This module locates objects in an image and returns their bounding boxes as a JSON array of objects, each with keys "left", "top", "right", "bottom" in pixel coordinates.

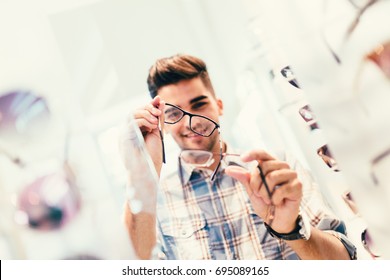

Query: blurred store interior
[{"left": 1, "top": 0, "right": 390, "bottom": 259}]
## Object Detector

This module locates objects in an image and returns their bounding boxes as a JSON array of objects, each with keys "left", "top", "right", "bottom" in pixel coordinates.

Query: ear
[{"left": 216, "top": 98, "right": 224, "bottom": 116}]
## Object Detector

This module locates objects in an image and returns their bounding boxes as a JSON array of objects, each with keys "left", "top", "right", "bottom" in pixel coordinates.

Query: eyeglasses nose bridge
[{"left": 179, "top": 113, "right": 192, "bottom": 127}]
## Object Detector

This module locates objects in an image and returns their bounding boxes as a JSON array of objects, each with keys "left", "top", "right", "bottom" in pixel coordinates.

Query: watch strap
[{"left": 264, "top": 214, "right": 311, "bottom": 241}]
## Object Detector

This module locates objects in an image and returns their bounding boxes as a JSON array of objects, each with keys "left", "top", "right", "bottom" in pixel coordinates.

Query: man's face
[{"left": 158, "top": 77, "right": 223, "bottom": 152}]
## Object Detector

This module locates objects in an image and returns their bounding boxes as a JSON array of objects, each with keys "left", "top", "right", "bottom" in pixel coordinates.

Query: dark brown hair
[{"left": 147, "top": 54, "right": 215, "bottom": 98}]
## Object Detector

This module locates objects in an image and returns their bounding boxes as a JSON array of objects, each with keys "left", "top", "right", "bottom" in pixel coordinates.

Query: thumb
[{"left": 225, "top": 166, "right": 251, "bottom": 187}]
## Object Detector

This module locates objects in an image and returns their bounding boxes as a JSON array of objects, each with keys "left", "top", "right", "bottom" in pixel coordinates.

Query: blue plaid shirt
[{"left": 156, "top": 149, "right": 356, "bottom": 260}]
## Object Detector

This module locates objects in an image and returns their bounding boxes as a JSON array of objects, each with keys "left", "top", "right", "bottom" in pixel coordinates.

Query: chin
[{"left": 180, "top": 139, "right": 207, "bottom": 151}]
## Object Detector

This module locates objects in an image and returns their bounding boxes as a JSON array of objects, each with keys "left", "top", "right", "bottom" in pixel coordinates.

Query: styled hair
[{"left": 147, "top": 54, "right": 215, "bottom": 98}]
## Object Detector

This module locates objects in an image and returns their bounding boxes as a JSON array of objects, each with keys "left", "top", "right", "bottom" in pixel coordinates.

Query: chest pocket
[{"left": 159, "top": 214, "right": 210, "bottom": 259}]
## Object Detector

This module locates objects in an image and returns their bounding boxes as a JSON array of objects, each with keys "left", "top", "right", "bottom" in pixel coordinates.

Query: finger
[
  {"left": 241, "top": 149, "right": 275, "bottom": 163},
  {"left": 260, "top": 160, "right": 290, "bottom": 175},
  {"left": 265, "top": 169, "right": 297, "bottom": 193},
  {"left": 134, "top": 118, "right": 158, "bottom": 133},
  {"left": 134, "top": 109, "right": 159, "bottom": 126},
  {"left": 225, "top": 166, "right": 252, "bottom": 195},
  {"left": 141, "top": 97, "right": 165, "bottom": 118},
  {"left": 271, "top": 178, "right": 302, "bottom": 206},
  {"left": 151, "top": 96, "right": 161, "bottom": 107},
  {"left": 226, "top": 166, "right": 259, "bottom": 200},
  {"left": 158, "top": 100, "right": 165, "bottom": 111},
  {"left": 151, "top": 96, "right": 166, "bottom": 113},
  {"left": 145, "top": 103, "right": 163, "bottom": 117}
]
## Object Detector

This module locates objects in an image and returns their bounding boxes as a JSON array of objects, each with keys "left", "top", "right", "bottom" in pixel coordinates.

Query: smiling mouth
[
  {"left": 183, "top": 133, "right": 201, "bottom": 138},
  {"left": 181, "top": 130, "right": 205, "bottom": 140}
]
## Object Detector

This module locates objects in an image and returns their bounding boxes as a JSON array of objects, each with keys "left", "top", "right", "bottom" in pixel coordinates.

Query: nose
[{"left": 180, "top": 114, "right": 191, "bottom": 130}]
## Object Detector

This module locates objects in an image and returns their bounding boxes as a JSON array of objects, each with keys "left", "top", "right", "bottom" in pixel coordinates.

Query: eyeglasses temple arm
[
  {"left": 210, "top": 160, "right": 221, "bottom": 181},
  {"left": 346, "top": 0, "right": 378, "bottom": 39},
  {"left": 211, "top": 128, "right": 223, "bottom": 181},
  {"left": 257, "top": 165, "right": 273, "bottom": 201},
  {"left": 258, "top": 164, "right": 276, "bottom": 243},
  {"left": 321, "top": 32, "right": 341, "bottom": 64},
  {"left": 159, "top": 104, "right": 166, "bottom": 164},
  {"left": 158, "top": 117, "right": 166, "bottom": 163}
]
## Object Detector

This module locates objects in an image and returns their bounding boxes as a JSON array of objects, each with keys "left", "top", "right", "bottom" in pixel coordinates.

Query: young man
[{"left": 123, "top": 54, "right": 356, "bottom": 260}]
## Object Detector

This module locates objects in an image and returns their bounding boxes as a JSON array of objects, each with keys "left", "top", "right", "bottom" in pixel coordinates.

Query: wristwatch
[{"left": 264, "top": 214, "right": 311, "bottom": 241}]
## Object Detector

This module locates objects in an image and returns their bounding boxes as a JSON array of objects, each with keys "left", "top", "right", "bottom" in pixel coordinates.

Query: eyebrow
[{"left": 189, "top": 95, "right": 208, "bottom": 104}]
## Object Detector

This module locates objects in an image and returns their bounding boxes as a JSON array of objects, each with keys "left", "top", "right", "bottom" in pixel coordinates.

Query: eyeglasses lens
[
  {"left": 280, "top": 66, "right": 300, "bottom": 89},
  {"left": 190, "top": 116, "right": 215, "bottom": 136},
  {"left": 164, "top": 104, "right": 216, "bottom": 137},
  {"left": 180, "top": 150, "right": 213, "bottom": 166},
  {"left": 317, "top": 145, "right": 340, "bottom": 171},
  {"left": 0, "top": 90, "right": 50, "bottom": 140},
  {"left": 164, "top": 105, "right": 183, "bottom": 123}
]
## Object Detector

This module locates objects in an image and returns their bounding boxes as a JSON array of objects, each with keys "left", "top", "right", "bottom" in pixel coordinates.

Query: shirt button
[{"left": 181, "top": 229, "right": 187, "bottom": 236}]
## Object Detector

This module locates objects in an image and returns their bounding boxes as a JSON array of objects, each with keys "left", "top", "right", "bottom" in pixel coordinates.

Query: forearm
[
  {"left": 124, "top": 203, "right": 156, "bottom": 260},
  {"left": 286, "top": 227, "right": 351, "bottom": 260}
]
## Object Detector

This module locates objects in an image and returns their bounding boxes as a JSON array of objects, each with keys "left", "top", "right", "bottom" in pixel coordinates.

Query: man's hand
[
  {"left": 118, "top": 96, "right": 164, "bottom": 214},
  {"left": 225, "top": 149, "right": 302, "bottom": 234},
  {"left": 131, "top": 96, "right": 165, "bottom": 176}
]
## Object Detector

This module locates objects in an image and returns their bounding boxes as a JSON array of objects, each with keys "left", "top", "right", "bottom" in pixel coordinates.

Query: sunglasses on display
[
  {"left": 270, "top": 66, "right": 301, "bottom": 90},
  {"left": 341, "top": 190, "right": 381, "bottom": 258},
  {"left": 16, "top": 166, "right": 80, "bottom": 231},
  {"left": 12, "top": 134, "right": 81, "bottom": 231},
  {"left": 361, "top": 228, "right": 381, "bottom": 258},
  {"left": 324, "top": 1, "right": 388, "bottom": 94},
  {"left": 340, "top": 191, "right": 380, "bottom": 258},
  {"left": 345, "top": 0, "right": 379, "bottom": 38},
  {"left": 0, "top": 90, "right": 81, "bottom": 231},
  {"left": 327, "top": 1, "right": 389, "bottom": 116},
  {"left": 323, "top": 0, "right": 379, "bottom": 65},
  {"left": 298, "top": 105, "right": 319, "bottom": 131},
  {"left": 280, "top": 66, "right": 301, "bottom": 89},
  {"left": 317, "top": 144, "right": 340, "bottom": 172}
]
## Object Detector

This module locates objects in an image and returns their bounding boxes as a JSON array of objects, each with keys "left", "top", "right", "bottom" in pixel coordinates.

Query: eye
[
  {"left": 192, "top": 102, "right": 207, "bottom": 110},
  {"left": 164, "top": 107, "right": 183, "bottom": 122},
  {"left": 166, "top": 111, "right": 179, "bottom": 119}
]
